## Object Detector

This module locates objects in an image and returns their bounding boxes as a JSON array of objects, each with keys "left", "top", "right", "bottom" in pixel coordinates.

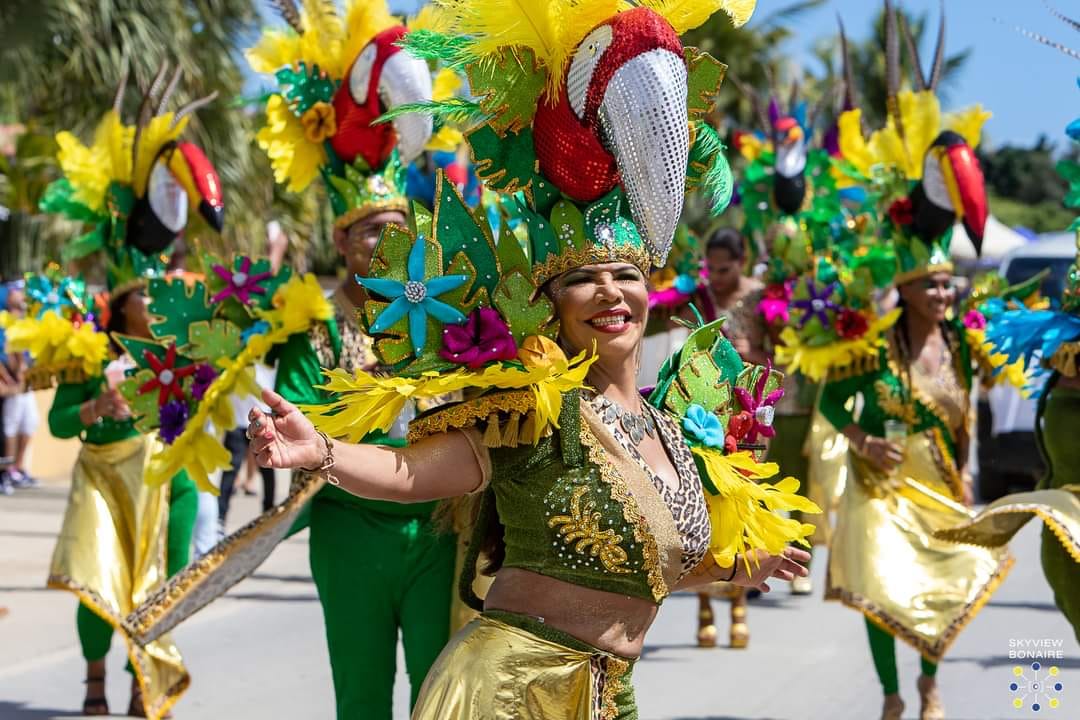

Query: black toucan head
[{"left": 911, "top": 130, "right": 988, "bottom": 254}]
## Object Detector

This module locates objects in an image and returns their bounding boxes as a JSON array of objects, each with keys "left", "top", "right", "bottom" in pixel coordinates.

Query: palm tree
[{"left": 810, "top": 5, "right": 971, "bottom": 131}]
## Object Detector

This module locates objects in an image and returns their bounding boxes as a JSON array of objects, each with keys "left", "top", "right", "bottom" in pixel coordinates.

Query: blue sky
[{"left": 269, "top": 0, "right": 1078, "bottom": 150}]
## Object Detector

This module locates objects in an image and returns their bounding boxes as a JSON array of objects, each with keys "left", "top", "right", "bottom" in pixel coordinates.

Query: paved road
[{"left": 1, "top": 483, "right": 1077, "bottom": 720}]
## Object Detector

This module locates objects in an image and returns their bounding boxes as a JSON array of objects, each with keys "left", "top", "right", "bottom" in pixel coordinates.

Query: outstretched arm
[{"left": 249, "top": 388, "right": 486, "bottom": 503}]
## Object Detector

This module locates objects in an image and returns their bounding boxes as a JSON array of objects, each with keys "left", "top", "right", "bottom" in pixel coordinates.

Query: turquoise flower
[
  {"left": 683, "top": 404, "right": 725, "bottom": 448},
  {"left": 356, "top": 237, "right": 469, "bottom": 356}
]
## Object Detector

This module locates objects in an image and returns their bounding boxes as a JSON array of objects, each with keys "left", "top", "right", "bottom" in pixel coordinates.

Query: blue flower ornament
[
  {"left": 356, "top": 237, "right": 469, "bottom": 356},
  {"left": 683, "top": 404, "right": 725, "bottom": 449}
]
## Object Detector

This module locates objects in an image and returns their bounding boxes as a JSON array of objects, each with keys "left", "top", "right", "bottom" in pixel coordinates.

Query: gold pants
[
  {"left": 412, "top": 613, "right": 635, "bottom": 720},
  {"left": 48, "top": 436, "right": 188, "bottom": 720}
]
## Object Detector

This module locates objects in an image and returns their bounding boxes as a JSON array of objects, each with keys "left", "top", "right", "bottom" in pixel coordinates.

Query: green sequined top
[
  {"left": 820, "top": 321, "right": 974, "bottom": 462},
  {"left": 49, "top": 375, "right": 140, "bottom": 445},
  {"left": 440, "top": 390, "right": 710, "bottom": 607},
  {"left": 267, "top": 296, "right": 435, "bottom": 517}
]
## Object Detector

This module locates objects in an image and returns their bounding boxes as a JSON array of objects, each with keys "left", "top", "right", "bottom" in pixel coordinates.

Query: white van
[{"left": 976, "top": 232, "right": 1077, "bottom": 500}]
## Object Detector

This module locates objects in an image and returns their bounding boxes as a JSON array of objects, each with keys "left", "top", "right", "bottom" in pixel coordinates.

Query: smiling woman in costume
[{"left": 246, "top": 1, "right": 819, "bottom": 717}]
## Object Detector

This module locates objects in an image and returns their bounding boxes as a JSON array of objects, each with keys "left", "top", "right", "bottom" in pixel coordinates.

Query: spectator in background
[{"left": 1, "top": 282, "right": 39, "bottom": 490}]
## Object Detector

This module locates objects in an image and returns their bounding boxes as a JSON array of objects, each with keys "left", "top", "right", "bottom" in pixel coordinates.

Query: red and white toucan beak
[
  {"left": 332, "top": 26, "right": 433, "bottom": 168},
  {"left": 169, "top": 142, "right": 225, "bottom": 232},
  {"left": 533, "top": 7, "right": 688, "bottom": 263},
  {"left": 922, "top": 130, "right": 987, "bottom": 249}
]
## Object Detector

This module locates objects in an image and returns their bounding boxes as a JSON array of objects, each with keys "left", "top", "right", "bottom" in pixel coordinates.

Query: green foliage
[
  {"left": 188, "top": 319, "right": 244, "bottom": 363},
  {"left": 987, "top": 194, "right": 1074, "bottom": 234}
]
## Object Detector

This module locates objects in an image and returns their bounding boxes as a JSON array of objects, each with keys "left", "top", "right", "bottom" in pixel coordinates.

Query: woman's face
[
  {"left": 549, "top": 263, "right": 648, "bottom": 366},
  {"left": 899, "top": 271, "right": 956, "bottom": 324},
  {"left": 123, "top": 290, "right": 153, "bottom": 340},
  {"left": 706, "top": 248, "right": 742, "bottom": 296}
]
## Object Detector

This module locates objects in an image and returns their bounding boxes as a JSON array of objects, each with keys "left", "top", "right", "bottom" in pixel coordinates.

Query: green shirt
[
  {"left": 268, "top": 315, "right": 436, "bottom": 517},
  {"left": 49, "top": 376, "right": 140, "bottom": 445}
]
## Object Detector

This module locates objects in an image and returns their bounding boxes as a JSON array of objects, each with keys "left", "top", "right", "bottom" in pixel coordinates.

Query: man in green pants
[{"left": 253, "top": 8, "right": 455, "bottom": 717}]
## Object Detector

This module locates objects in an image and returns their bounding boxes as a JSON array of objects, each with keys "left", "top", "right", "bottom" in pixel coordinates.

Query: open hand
[
  {"left": 248, "top": 389, "right": 325, "bottom": 470},
  {"left": 860, "top": 435, "right": 904, "bottom": 473},
  {"left": 730, "top": 547, "right": 811, "bottom": 593}
]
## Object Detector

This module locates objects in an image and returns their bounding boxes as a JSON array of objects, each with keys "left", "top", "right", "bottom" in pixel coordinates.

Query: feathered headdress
[
  {"left": 248, "top": 0, "right": 434, "bottom": 228},
  {"left": 39, "top": 60, "right": 224, "bottom": 293}
]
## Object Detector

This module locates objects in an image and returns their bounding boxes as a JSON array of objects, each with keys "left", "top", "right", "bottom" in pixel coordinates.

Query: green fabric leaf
[
  {"left": 39, "top": 178, "right": 102, "bottom": 222},
  {"left": 275, "top": 62, "right": 338, "bottom": 115},
  {"left": 432, "top": 176, "right": 499, "bottom": 300},
  {"left": 468, "top": 124, "right": 540, "bottom": 199},
  {"left": 550, "top": 200, "right": 586, "bottom": 252},
  {"left": 684, "top": 48, "right": 726, "bottom": 122},
  {"left": 494, "top": 270, "right": 554, "bottom": 343},
  {"left": 467, "top": 48, "right": 546, "bottom": 135},
  {"left": 188, "top": 319, "right": 244, "bottom": 363},
  {"left": 120, "top": 371, "right": 162, "bottom": 434},
  {"left": 147, "top": 278, "right": 214, "bottom": 348}
]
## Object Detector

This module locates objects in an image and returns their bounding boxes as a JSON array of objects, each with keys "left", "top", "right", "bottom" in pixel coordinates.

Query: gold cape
[
  {"left": 123, "top": 470, "right": 326, "bottom": 645},
  {"left": 825, "top": 429, "right": 1014, "bottom": 661},
  {"left": 934, "top": 485, "right": 1080, "bottom": 563},
  {"left": 412, "top": 615, "right": 632, "bottom": 720},
  {"left": 47, "top": 435, "right": 188, "bottom": 720},
  {"left": 805, "top": 404, "right": 850, "bottom": 546}
]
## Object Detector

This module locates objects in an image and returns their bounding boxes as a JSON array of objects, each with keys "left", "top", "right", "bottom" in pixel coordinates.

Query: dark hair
[
  {"left": 705, "top": 227, "right": 747, "bottom": 260},
  {"left": 106, "top": 287, "right": 142, "bottom": 353}
]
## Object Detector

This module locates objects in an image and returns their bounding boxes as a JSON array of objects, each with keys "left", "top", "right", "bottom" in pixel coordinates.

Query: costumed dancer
[
  {"left": 936, "top": 65, "right": 1080, "bottom": 644},
  {"left": 253, "top": 5, "right": 455, "bottom": 715},
  {"left": 119, "top": 4, "right": 450, "bottom": 718},
  {"left": 246, "top": 2, "right": 820, "bottom": 717},
  {"left": 5, "top": 64, "right": 225, "bottom": 719},
  {"left": 797, "top": 4, "right": 1012, "bottom": 718}
]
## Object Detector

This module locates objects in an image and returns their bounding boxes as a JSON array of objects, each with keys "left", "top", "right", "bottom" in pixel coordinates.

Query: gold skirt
[
  {"left": 826, "top": 429, "right": 1014, "bottom": 661},
  {"left": 805, "top": 406, "right": 849, "bottom": 546},
  {"left": 412, "top": 613, "right": 635, "bottom": 720},
  {"left": 48, "top": 435, "right": 188, "bottom": 720}
]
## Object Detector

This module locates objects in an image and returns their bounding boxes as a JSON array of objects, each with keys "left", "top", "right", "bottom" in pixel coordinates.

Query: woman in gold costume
[
  {"left": 242, "top": 3, "right": 819, "bottom": 717},
  {"left": 14, "top": 67, "right": 226, "bottom": 718}
]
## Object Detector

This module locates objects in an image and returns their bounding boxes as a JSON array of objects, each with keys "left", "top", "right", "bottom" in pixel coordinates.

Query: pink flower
[
  {"left": 733, "top": 361, "right": 785, "bottom": 443},
  {"left": 440, "top": 307, "right": 518, "bottom": 369},
  {"left": 758, "top": 282, "right": 792, "bottom": 325},
  {"left": 963, "top": 309, "right": 987, "bottom": 330}
]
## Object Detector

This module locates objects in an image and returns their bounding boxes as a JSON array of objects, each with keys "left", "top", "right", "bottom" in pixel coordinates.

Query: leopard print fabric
[
  {"left": 586, "top": 394, "right": 711, "bottom": 582},
  {"left": 310, "top": 293, "right": 378, "bottom": 373}
]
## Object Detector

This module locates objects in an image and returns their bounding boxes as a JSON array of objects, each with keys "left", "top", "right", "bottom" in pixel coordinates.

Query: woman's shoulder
[{"left": 407, "top": 388, "right": 554, "bottom": 450}]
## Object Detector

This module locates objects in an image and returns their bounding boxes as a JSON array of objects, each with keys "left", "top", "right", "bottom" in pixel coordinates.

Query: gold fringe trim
[
  {"left": 894, "top": 262, "right": 955, "bottom": 286},
  {"left": 48, "top": 575, "right": 188, "bottom": 720},
  {"left": 825, "top": 351, "right": 881, "bottom": 381},
  {"left": 122, "top": 471, "right": 326, "bottom": 640},
  {"left": 1048, "top": 341, "right": 1080, "bottom": 378},
  {"left": 579, "top": 426, "right": 668, "bottom": 602},
  {"left": 333, "top": 199, "right": 409, "bottom": 230},
  {"left": 531, "top": 244, "right": 652, "bottom": 287},
  {"left": 27, "top": 361, "right": 97, "bottom": 390},
  {"left": 825, "top": 553, "right": 1015, "bottom": 662},
  {"left": 937, "top": 503, "right": 1080, "bottom": 565},
  {"left": 407, "top": 390, "right": 544, "bottom": 446}
]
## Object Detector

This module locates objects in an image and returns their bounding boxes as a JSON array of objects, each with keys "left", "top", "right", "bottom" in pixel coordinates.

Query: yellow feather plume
[
  {"left": 256, "top": 94, "right": 328, "bottom": 193},
  {"left": 342, "top": 0, "right": 399, "bottom": 78},
  {"left": 435, "top": 0, "right": 622, "bottom": 96},
  {"left": 408, "top": 2, "right": 452, "bottom": 33},
  {"left": 302, "top": 347, "right": 596, "bottom": 444},
  {"left": 692, "top": 448, "right": 818, "bottom": 569},
  {"left": 639, "top": 0, "right": 757, "bottom": 33},
  {"left": 246, "top": 29, "right": 304, "bottom": 75},
  {"left": 775, "top": 309, "right": 901, "bottom": 382},
  {"left": 55, "top": 111, "right": 133, "bottom": 213},
  {"left": 840, "top": 90, "right": 990, "bottom": 183}
]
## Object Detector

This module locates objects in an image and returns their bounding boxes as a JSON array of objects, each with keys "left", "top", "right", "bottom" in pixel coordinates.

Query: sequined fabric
[{"left": 411, "top": 614, "right": 637, "bottom": 720}]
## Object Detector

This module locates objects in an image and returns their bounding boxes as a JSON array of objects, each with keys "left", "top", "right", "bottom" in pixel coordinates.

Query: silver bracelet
[{"left": 302, "top": 431, "right": 338, "bottom": 485}]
